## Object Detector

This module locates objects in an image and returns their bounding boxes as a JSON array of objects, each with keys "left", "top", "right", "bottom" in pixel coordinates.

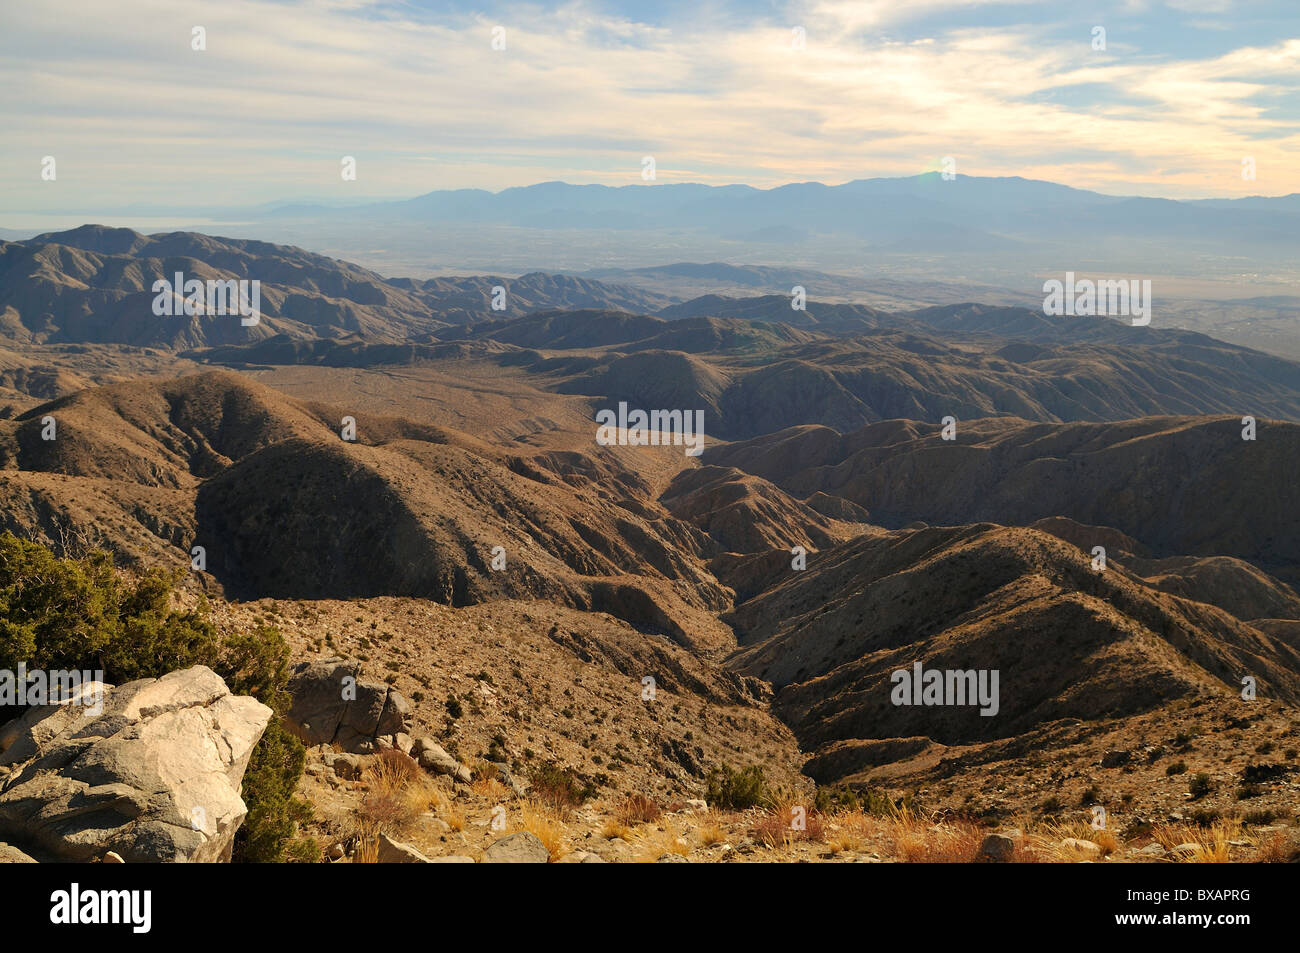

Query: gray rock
[
  {"left": 377, "top": 833, "right": 431, "bottom": 863},
  {"left": 558, "top": 850, "right": 606, "bottom": 863},
  {"left": 1061, "top": 837, "right": 1103, "bottom": 857},
  {"left": 977, "top": 833, "right": 1016, "bottom": 862},
  {"left": 329, "top": 752, "right": 367, "bottom": 781},
  {"left": 0, "top": 666, "right": 270, "bottom": 863},
  {"left": 286, "top": 659, "right": 411, "bottom": 752},
  {"left": 490, "top": 762, "right": 526, "bottom": 796},
  {"left": 414, "top": 739, "right": 471, "bottom": 784},
  {"left": 481, "top": 831, "right": 550, "bottom": 863},
  {"left": 656, "top": 853, "right": 689, "bottom": 863},
  {"left": 376, "top": 692, "right": 411, "bottom": 738}
]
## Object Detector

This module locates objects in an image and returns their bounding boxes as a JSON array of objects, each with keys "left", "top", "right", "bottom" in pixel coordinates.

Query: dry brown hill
[
  {"left": 723, "top": 524, "right": 1300, "bottom": 779},
  {"left": 0, "top": 227, "right": 667, "bottom": 348},
  {"left": 457, "top": 318, "right": 1300, "bottom": 439},
  {"left": 707, "top": 415, "right": 1300, "bottom": 585},
  {"left": 0, "top": 370, "right": 741, "bottom": 653},
  {"left": 660, "top": 464, "right": 863, "bottom": 555}
]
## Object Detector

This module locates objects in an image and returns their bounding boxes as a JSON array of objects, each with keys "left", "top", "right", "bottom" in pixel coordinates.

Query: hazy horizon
[{"left": 9, "top": 170, "right": 1300, "bottom": 228}]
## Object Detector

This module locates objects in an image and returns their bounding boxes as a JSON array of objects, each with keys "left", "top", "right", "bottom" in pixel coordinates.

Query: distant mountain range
[
  {"left": 258, "top": 173, "right": 1300, "bottom": 251},
  {"left": 10, "top": 175, "right": 1297, "bottom": 311}
]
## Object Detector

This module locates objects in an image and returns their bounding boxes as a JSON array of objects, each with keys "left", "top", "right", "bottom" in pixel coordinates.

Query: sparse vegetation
[
  {"left": 888, "top": 805, "right": 984, "bottom": 863},
  {"left": 1154, "top": 818, "right": 1241, "bottom": 863},
  {"left": 614, "top": 793, "right": 662, "bottom": 826},
  {"left": 514, "top": 801, "right": 568, "bottom": 862},
  {"left": 696, "top": 813, "right": 727, "bottom": 848},
  {"left": 359, "top": 749, "right": 438, "bottom": 833},
  {"left": 705, "top": 763, "right": 767, "bottom": 810},
  {"left": 527, "top": 761, "right": 598, "bottom": 814},
  {"left": 1188, "top": 772, "right": 1213, "bottom": 800}
]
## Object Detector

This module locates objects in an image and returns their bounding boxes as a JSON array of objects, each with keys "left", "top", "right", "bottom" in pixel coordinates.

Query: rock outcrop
[
  {"left": 481, "top": 831, "right": 551, "bottom": 863},
  {"left": 412, "top": 737, "right": 472, "bottom": 784},
  {"left": 286, "top": 659, "right": 412, "bottom": 752},
  {"left": 0, "top": 666, "right": 271, "bottom": 863}
]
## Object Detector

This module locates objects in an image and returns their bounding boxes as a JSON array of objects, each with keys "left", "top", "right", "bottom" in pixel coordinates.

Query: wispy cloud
[{"left": 0, "top": 0, "right": 1296, "bottom": 210}]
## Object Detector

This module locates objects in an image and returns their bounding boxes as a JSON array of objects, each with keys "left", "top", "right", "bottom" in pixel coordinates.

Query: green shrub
[
  {"left": 285, "top": 836, "right": 322, "bottom": 864},
  {"left": 0, "top": 532, "right": 307, "bottom": 863},
  {"left": 1189, "top": 773, "right": 1213, "bottom": 799},
  {"left": 217, "top": 623, "right": 293, "bottom": 710},
  {"left": 214, "top": 624, "right": 310, "bottom": 863},
  {"left": 0, "top": 532, "right": 218, "bottom": 675},
  {"left": 705, "top": 763, "right": 767, "bottom": 810},
  {"left": 815, "top": 785, "right": 918, "bottom": 817},
  {"left": 232, "top": 719, "right": 311, "bottom": 863},
  {"left": 814, "top": 786, "right": 858, "bottom": 813},
  {"left": 527, "top": 761, "right": 598, "bottom": 811}
]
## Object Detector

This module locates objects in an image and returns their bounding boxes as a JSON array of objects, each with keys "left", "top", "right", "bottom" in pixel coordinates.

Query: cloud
[
  {"left": 1164, "top": 0, "right": 1233, "bottom": 13},
  {"left": 0, "top": 0, "right": 1295, "bottom": 209}
]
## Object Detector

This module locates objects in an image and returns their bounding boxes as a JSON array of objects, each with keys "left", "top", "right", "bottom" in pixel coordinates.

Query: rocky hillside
[
  {"left": 0, "top": 227, "right": 668, "bottom": 349},
  {"left": 724, "top": 524, "right": 1300, "bottom": 756},
  {"left": 706, "top": 415, "right": 1300, "bottom": 585}
]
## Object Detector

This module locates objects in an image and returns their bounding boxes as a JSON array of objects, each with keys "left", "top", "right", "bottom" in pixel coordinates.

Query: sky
[{"left": 2, "top": 0, "right": 1298, "bottom": 212}]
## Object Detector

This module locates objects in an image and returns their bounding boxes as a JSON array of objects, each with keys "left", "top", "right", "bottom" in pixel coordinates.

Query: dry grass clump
[
  {"left": 614, "top": 793, "right": 662, "bottom": 826},
  {"left": 359, "top": 749, "right": 440, "bottom": 833},
  {"left": 633, "top": 820, "right": 692, "bottom": 862},
  {"left": 696, "top": 813, "right": 728, "bottom": 848},
  {"left": 1027, "top": 817, "right": 1119, "bottom": 860},
  {"left": 602, "top": 817, "right": 632, "bottom": 841},
  {"left": 756, "top": 788, "right": 827, "bottom": 848},
  {"left": 352, "top": 831, "right": 379, "bottom": 864},
  {"left": 514, "top": 800, "right": 569, "bottom": 862},
  {"left": 469, "top": 760, "right": 509, "bottom": 800},
  {"left": 887, "top": 806, "right": 984, "bottom": 862},
  {"left": 1252, "top": 829, "right": 1299, "bottom": 863},
  {"left": 441, "top": 798, "right": 466, "bottom": 833},
  {"left": 824, "top": 810, "right": 878, "bottom": 854},
  {"left": 751, "top": 805, "right": 826, "bottom": 848},
  {"left": 1154, "top": 818, "right": 1241, "bottom": 863}
]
